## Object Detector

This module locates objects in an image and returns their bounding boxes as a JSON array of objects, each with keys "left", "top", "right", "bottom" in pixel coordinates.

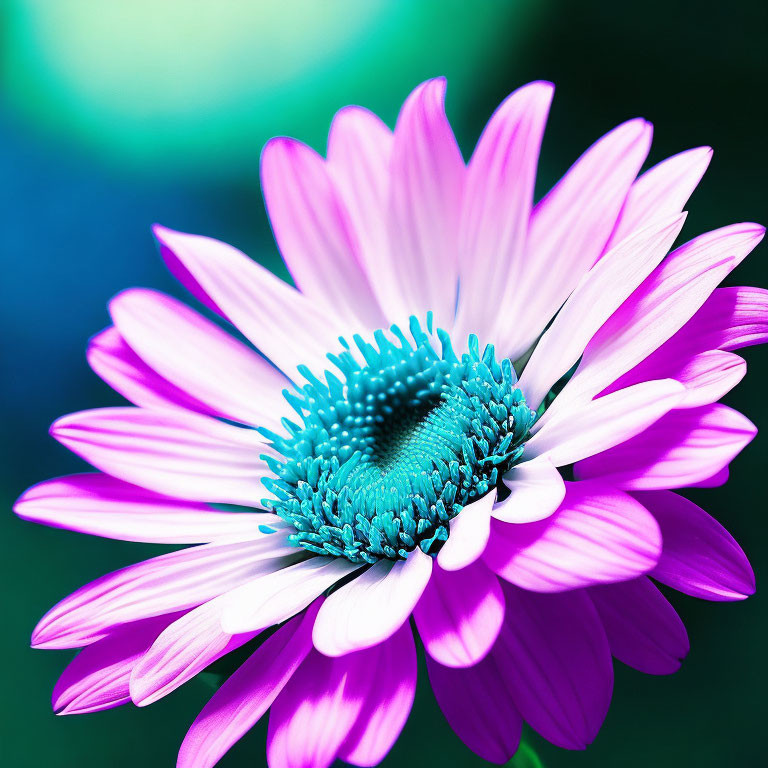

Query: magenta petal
[
  {"left": 485, "top": 480, "right": 661, "bottom": 592},
  {"left": 497, "top": 584, "right": 613, "bottom": 750},
  {"left": 109, "top": 288, "right": 290, "bottom": 430},
  {"left": 152, "top": 226, "right": 345, "bottom": 377},
  {"left": 455, "top": 81, "right": 553, "bottom": 343},
  {"left": 387, "top": 77, "right": 465, "bottom": 327},
  {"left": 50, "top": 406, "right": 271, "bottom": 504},
  {"left": 574, "top": 404, "right": 757, "bottom": 489},
  {"left": 338, "top": 624, "right": 417, "bottom": 767},
  {"left": 177, "top": 603, "right": 318, "bottom": 768},
  {"left": 14, "top": 472, "right": 280, "bottom": 544},
  {"left": 426, "top": 647, "right": 522, "bottom": 764},
  {"left": 635, "top": 490, "right": 755, "bottom": 600},
  {"left": 31, "top": 536, "right": 299, "bottom": 649},
  {"left": 261, "top": 137, "right": 385, "bottom": 329},
  {"left": 606, "top": 146, "right": 712, "bottom": 250},
  {"left": 503, "top": 118, "right": 652, "bottom": 360},
  {"left": 129, "top": 596, "right": 259, "bottom": 707},
  {"left": 87, "top": 326, "right": 217, "bottom": 415},
  {"left": 52, "top": 613, "right": 179, "bottom": 715},
  {"left": 589, "top": 577, "right": 689, "bottom": 674},
  {"left": 267, "top": 646, "right": 376, "bottom": 768},
  {"left": 413, "top": 561, "right": 505, "bottom": 668}
]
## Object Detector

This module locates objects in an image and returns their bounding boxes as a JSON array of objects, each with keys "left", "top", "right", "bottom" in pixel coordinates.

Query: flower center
[{"left": 260, "top": 317, "right": 536, "bottom": 563}]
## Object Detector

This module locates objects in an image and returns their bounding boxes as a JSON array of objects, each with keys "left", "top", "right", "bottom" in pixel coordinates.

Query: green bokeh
[{"left": 2, "top": 1, "right": 767, "bottom": 768}]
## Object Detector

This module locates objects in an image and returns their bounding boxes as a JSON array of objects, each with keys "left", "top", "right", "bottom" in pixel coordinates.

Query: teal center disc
[{"left": 260, "top": 317, "right": 537, "bottom": 563}]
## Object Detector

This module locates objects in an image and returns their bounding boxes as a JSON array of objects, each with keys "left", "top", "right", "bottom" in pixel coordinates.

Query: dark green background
[{"left": 2, "top": 1, "right": 766, "bottom": 766}]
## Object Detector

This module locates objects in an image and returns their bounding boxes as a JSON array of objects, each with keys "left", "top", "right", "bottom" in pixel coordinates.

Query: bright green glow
[
  {"left": 2, "top": 0, "right": 540, "bottom": 175},
  {"left": 262, "top": 318, "right": 537, "bottom": 563}
]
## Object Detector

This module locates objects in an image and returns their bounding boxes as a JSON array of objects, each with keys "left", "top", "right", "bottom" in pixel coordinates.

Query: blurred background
[{"left": 2, "top": 0, "right": 766, "bottom": 766}]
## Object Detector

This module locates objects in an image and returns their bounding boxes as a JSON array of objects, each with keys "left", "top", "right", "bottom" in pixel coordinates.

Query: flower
[{"left": 16, "top": 77, "right": 765, "bottom": 767}]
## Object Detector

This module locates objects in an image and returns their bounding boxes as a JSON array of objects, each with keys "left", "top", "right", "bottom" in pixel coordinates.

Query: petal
[
  {"left": 496, "top": 584, "right": 613, "bottom": 750},
  {"left": 683, "top": 285, "right": 768, "bottom": 352},
  {"left": 129, "top": 596, "right": 259, "bottom": 707},
  {"left": 110, "top": 288, "right": 290, "bottom": 430},
  {"left": 519, "top": 212, "right": 686, "bottom": 409},
  {"left": 525, "top": 379, "right": 684, "bottom": 467},
  {"left": 50, "top": 407, "right": 270, "bottom": 505},
  {"left": 386, "top": 78, "right": 465, "bottom": 327},
  {"left": 500, "top": 118, "right": 652, "bottom": 359},
  {"left": 220, "top": 556, "right": 363, "bottom": 635},
  {"left": 87, "top": 326, "right": 215, "bottom": 415},
  {"left": 14, "top": 472, "right": 281, "bottom": 544},
  {"left": 326, "top": 106, "right": 397, "bottom": 322},
  {"left": 413, "top": 560, "right": 504, "bottom": 668},
  {"left": 153, "top": 226, "right": 346, "bottom": 378},
  {"left": 261, "top": 138, "right": 385, "bottom": 328},
  {"left": 177, "top": 604, "right": 318, "bottom": 768},
  {"left": 338, "top": 624, "right": 417, "bottom": 768},
  {"left": 312, "top": 548, "right": 432, "bottom": 656},
  {"left": 574, "top": 404, "right": 757, "bottom": 489},
  {"left": 607, "top": 349, "right": 746, "bottom": 409},
  {"left": 493, "top": 457, "right": 566, "bottom": 524},
  {"left": 52, "top": 613, "right": 179, "bottom": 715},
  {"left": 547, "top": 223, "right": 764, "bottom": 417},
  {"left": 267, "top": 647, "right": 375, "bottom": 768},
  {"left": 437, "top": 489, "right": 495, "bottom": 572},
  {"left": 589, "top": 577, "right": 689, "bottom": 675},
  {"left": 455, "top": 81, "right": 553, "bottom": 342},
  {"left": 485, "top": 480, "right": 661, "bottom": 592},
  {"left": 426, "top": 648, "right": 522, "bottom": 764},
  {"left": 606, "top": 146, "right": 712, "bottom": 249},
  {"left": 635, "top": 490, "right": 755, "bottom": 600},
  {"left": 31, "top": 534, "right": 299, "bottom": 649}
]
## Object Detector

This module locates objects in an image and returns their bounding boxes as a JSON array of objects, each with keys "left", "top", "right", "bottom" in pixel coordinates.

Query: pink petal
[
  {"left": 109, "top": 288, "right": 290, "bottom": 430},
  {"left": 338, "top": 624, "right": 417, "bottom": 767},
  {"left": 52, "top": 613, "right": 179, "bottom": 715},
  {"left": 31, "top": 535, "right": 299, "bottom": 649},
  {"left": 261, "top": 138, "right": 385, "bottom": 329},
  {"left": 485, "top": 480, "right": 661, "bottom": 592},
  {"left": 177, "top": 603, "right": 318, "bottom": 768},
  {"left": 496, "top": 584, "right": 613, "bottom": 749},
  {"left": 635, "top": 490, "right": 755, "bottom": 600},
  {"left": 574, "top": 404, "right": 757, "bottom": 489},
  {"left": 494, "top": 458, "right": 565, "bottom": 524},
  {"left": 50, "top": 407, "right": 270, "bottom": 505},
  {"left": 547, "top": 223, "right": 764, "bottom": 417},
  {"left": 520, "top": 213, "right": 686, "bottom": 409},
  {"left": 526, "top": 379, "right": 684, "bottom": 467},
  {"left": 589, "top": 577, "right": 688, "bottom": 674},
  {"left": 87, "top": 326, "right": 215, "bottom": 415},
  {"left": 436, "top": 489, "right": 495, "bottom": 572},
  {"left": 153, "top": 226, "right": 346, "bottom": 377},
  {"left": 454, "top": 81, "right": 553, "bottom": 343},
  {"left": 14, "top": 472, "right": 281, "bottom": 544},
  {"left": 426, "top": 647, "right": 522, "bottom": 764},
  {"left": 683, "top": 285, "right": 768, "bottom": 352},
  {"left": 386, "top": 78, "right": 465, "bottom": 328},
  {"left": 267, "top": 647, "right": 375, "bottom": 768},
  {"left": 326, "top": 106, "right": 398, "bottom": 323},
  {"left": 413, "top": 560, "right": 504, "bottom": 668},
  {"left": 220, "top": 556, "right": 363, "bottom": 635},
  {"left": 312, "top": 548, "right": 432, "bottom": 656},
  {"left": 129, "top": 596, "right": 259, "bottom": 707},
  {"left": 500, "top": 118, "right": 652, "bottom": 360},
  {"left": 606, "top": 146, "right": 712, "bottom": 249},
  {"left": 606, "top": 349, "right": 746, "bottom": 409}
]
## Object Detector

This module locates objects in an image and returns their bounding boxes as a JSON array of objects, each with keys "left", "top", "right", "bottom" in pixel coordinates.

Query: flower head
[{"left": 16, "top": 78, "right": 765, "bottom": 767}]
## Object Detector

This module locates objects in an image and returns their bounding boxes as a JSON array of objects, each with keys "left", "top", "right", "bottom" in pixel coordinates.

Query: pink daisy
[{"left": 16, "top": 78, "right": 765, "bottom": 767}]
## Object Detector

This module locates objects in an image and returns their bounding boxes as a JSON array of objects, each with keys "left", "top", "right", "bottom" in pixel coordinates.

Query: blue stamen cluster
[{"left": 260, "top": 317, "right": 536, "bottom": 563}]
